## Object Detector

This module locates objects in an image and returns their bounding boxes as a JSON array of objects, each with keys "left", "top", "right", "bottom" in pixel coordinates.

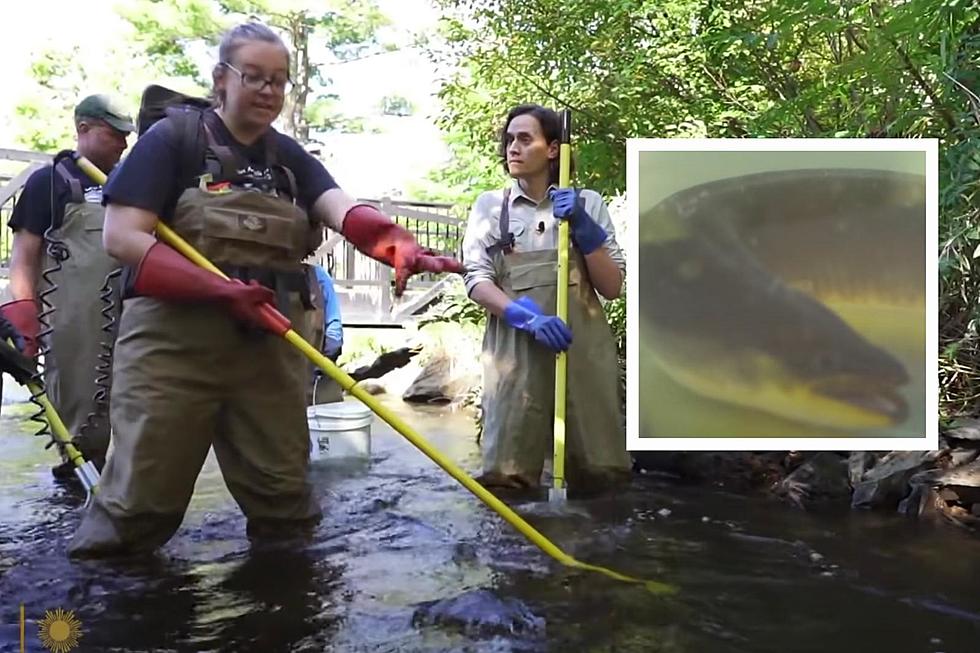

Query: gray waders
[
  {"left": 43, "top": 164, "right": 120, "bottom": 468},
  {"left": 478, "top": 190, "right": 631, "bottom": 493}
]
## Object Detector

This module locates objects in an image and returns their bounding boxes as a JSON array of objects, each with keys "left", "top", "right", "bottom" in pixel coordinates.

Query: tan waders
[
  {"left": 478, "top": 191, "right": 631, "bottom": 493},
  {"left": 69, "top": 173, "right": 324, "bottom": 556},
  {"left": 43, "top": 167, "right": 120, "bottom": 469}
]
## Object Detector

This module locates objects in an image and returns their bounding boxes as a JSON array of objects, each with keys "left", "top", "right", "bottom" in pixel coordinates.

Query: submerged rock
[{"left": 412, "top": 589, "right": 545, "bottom": 638}]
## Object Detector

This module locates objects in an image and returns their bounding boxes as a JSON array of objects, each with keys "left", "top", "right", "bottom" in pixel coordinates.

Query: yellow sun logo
[{"left": 37, "top": 608, "right": 83, "bottom": 653}]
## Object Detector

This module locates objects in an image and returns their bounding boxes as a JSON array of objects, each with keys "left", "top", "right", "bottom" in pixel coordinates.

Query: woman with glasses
[{"left": 68, "top": 21, "right": 463, "bottom": 557}]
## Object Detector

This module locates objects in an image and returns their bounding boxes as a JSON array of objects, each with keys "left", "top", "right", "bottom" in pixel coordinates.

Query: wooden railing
[
  {"left": 0, "top": 149, "right": 51, "bottom": 269},
  {"left": 309, "top": 196, "right": 465, "bottom": 325}
]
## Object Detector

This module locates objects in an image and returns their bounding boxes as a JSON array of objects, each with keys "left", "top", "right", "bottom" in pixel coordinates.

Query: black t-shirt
[
  {"left": 103, "top": 109, "right": 339, "bottom": 221},
  {"left": 8, "top": 158, "right": 104, "bottom": 236}
]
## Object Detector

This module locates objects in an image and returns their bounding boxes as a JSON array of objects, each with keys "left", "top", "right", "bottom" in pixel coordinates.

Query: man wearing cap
[{"left": 1, "top": 94, "right": 135, "bottom": 480}]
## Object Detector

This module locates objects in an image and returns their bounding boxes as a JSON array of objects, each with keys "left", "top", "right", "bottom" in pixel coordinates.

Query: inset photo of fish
[{"left": 625, "top": 139, "right": 937, "bottom": 451}]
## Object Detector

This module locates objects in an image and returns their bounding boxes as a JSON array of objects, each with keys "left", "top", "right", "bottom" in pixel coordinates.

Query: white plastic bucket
[{"left": 307, "top": 398, "right": 374, "bottom": 460}]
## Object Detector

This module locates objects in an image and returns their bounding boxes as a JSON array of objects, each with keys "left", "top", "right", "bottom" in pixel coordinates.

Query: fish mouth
[{"left": 811, "top": 376, "right": 909, "bottom": 425}]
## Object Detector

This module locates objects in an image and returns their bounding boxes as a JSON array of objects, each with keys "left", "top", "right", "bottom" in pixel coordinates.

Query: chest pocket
[
  {"left": 202, "top": 204, "right": 300, "bottom": 251},
  {"left": 172, "top": 187, "right": 310, "bottom": 272}
]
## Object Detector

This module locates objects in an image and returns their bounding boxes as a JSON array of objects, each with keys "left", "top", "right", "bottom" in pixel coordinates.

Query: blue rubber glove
[
  {"left": 503, "top": 295, "right": 572, "bottom": 352},
  {"left": 549, "top": 188, "right": 607, "bottom": 255}
]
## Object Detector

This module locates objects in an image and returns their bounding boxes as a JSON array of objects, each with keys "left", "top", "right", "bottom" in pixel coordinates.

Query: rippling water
[{"left": 1, "top": 399, "right": 978, "bottom": 652}]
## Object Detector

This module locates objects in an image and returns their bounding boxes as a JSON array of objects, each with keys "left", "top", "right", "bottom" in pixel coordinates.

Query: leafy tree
[
  {"left": 13, "top": 0, "right": 388, "bottom": 150},
  {"left": 425, "top": 0, "right": 979, "bottom": 418},
  {"left": 429, "top": 0, "right": 974, "bottom": 197}
]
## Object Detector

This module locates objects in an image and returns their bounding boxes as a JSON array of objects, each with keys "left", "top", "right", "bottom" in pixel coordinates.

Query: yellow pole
[
  {"left": 73, "top": 154, "right": 675, "bottom": 593},
  {"left": 3, "top": 340, "right": 99, "bottom": 493},
  {"left": 28, "top": 382, "right": 92, "bottom": 484},
  {"left": 20, "top": 603, "right": 25, "bottom": 653},
  {"left": 550, "top": 109, "right": 572, "bottom": 504}
]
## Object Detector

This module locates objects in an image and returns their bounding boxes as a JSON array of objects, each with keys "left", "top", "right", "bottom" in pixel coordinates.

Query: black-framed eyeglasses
[{"left": 221, "top": 62, "right": 292, "bottom": 94}]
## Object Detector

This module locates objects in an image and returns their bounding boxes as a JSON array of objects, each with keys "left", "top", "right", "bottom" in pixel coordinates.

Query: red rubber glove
[
  {"left": 132, "top": 242, "right": 291, "bottom": 336},
  {"left": 0, "top": 299, "right": 41, "bottom": 358},
  {"left": 340, "top": 204, "right": 465, "bottom": 296}
]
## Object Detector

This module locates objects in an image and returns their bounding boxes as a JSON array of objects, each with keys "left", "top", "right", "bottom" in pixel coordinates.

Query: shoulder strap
[
  {"left": 485, "top": 188, "right": 514, "bottom": 255},
  {"left": 263, "top": 132, "right": 300, "bottom": 203},
  {"left": 201, "top": 122, "right": 240, "bottom": 183},
  {"left": 53, "top": 160, "right": 84, "bottom": 204},
  {"left": 164, "top": 106, "right": 208, "bottom": 191},
  {"left": 273, "top": 164, "right": 299, "bottom": 204}
]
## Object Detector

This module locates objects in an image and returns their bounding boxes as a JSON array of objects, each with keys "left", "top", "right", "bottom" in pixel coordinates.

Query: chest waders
[
  {"left": 68, "top": 121, "right": 325, "bottom": 556},
  {"left": 34, "top": 155, "right": 121, "bottom": 472},
  {"left": 476, "top": 187, "right": 632, "bottom": 494}
]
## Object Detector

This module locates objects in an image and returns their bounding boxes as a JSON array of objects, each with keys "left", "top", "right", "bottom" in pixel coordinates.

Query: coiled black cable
[
  {"left": 76, "top": 267, "right": 121, "bottom": 441},
  {"left": 26, "top": 150, "right": 75, "bottom": 455}
]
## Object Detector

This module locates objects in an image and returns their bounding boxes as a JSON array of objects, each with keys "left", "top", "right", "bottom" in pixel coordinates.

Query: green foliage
[
  {"left": 117, "top": 0, "right": 389, "bottom": 141},
  {"left": 117, "top": 0, "right": 225, "bottom": 86},
  {"left": 603, "top": 291, "right": 626, "bottom": 360},
  {"left": 427, "top": 0, "right": 976, "bottom": 190},
  {"left": 426, "top": 0, "right": 980, "bottom": 420},
  {"left": 417, "top": 283, "right": 487, "bottom": 330}
]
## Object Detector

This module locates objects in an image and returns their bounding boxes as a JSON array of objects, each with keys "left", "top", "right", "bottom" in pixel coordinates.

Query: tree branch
[{"left": 869, "top": 2, "right": 958, "bottom": 131}]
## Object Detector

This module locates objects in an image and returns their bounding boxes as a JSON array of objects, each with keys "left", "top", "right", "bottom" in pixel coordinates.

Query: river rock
[
  {"left": 354, "top": 380, "right": 386, "bottom": 396},
  {"left": 847, "top": 452, "right": 879, "bottom": 486},
  {"left": 776, "top": 452, "right": 850, "bottom": 508},
  {"left": 910, "top": 459, "right": 980, "bottom": 498},
  {"left": 947, "top": 447, "right": 980, "bottom": 468},
  {"left": 412, "top": 589, "right": 545, "bottom": 638},
  {"left": 942, "top": 418, "right": 980, "bottom": 442},
  {"left": 896, "top": 484, "right": 946, "bottom": 520},
  {"left": 901, "top": 460, "right": 980, "bottom": 529},
  {"left": 402, "top": 351, "right": 479, "bottom": 404},
  {"left": 630, "top": 452, "right": 785, "bottom": 491},
  {"left": 851, "top": 451, "right": 944, "bottom": 510}
]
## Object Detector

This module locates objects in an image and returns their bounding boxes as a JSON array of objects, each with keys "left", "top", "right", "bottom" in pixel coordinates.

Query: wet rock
[
  {"left": 847, "top": 452, "right": 879, "bottom": 486},
  {"left": 412, "top": 589, "right": 545, "bottom": 638},
  {"left": 947, "top": 448, "right": 980, "bottom": 468},
  {"left": 909, "top": 459, "right": 980, "bottom": 509},
  {"left": 629, "top": 452, "right": 784, "bottom": 491},
  {"left": 776, "top": 452, "right": 850, "bottom": 508},
  {"left": 942, "top": 418, "right": 980, "bottom": 442},
  {"left": 851, "top": 451, "right": 943, "bottom": 510},
  {"left": 354, "top": 380, "right": 386, "bottom": 396},
  {"left": 402, "top": 351, "right": 479, "bottom": 405},
  {"left": 897, "top": 484, "right": 945, "bottom": 520}
]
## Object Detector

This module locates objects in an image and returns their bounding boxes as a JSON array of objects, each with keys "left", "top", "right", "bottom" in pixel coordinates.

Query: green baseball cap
[{"left": 74, "top": 94, "right": 136, "bottom": 133}]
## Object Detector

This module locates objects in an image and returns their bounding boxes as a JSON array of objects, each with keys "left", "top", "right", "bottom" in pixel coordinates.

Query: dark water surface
[{"left": 2, "top": 399, "right": 979, "bottom": 652}]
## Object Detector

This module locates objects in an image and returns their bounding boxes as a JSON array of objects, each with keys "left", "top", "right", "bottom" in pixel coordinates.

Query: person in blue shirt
[
  {"left": 312, "top": 264, "right": 343, "bottom": 361},
  {"left": 309, "top": 263, "right": 344, "bottom": 404}
]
